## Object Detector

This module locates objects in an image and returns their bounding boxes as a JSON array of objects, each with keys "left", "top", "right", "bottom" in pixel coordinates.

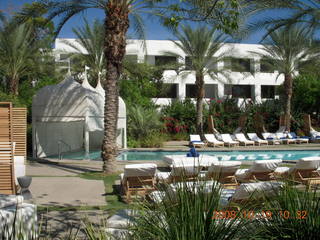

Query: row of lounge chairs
[
  {"left": 120, "top": 157, "right": 320, "bottom": 201},
  {"left": 190, "top": 132, "right": 309, "bottom": 148}
]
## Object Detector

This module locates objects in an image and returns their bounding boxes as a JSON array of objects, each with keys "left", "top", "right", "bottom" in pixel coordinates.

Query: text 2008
[{"left": 212, "top": 210, "right": 308, "bottom": 220}]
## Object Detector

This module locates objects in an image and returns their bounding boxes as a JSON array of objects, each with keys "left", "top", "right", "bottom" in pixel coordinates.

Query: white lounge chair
[
  {"left": 220, "top": 134, "right": 239, "bottom": 147},
  {"left": 234, "top": 133, "right": 255, "bottom": 146},
  {"left": 247, "top": 133, "right": 268, "bottom": 146},
  {"left": 235, "top": 159, "right": 282, "bottom": 182},
  {"left": 149, "top": 181, "right": 282, "bottom": 207},
  {"left": 156, "top": 163, "right": 201, "bottom": 183},
  {"left": 262, "top": 133, "right": 281, "bottom": 145},
  {"left": 310, "top": 130, "right": 320, "bottom": 141},
  {"left": 287, "top": 132, "right": 309, "bottom": 144},
  {"left": 189, "top": 135, "right": 205, "bottom": 148},
  {"left": 274, "top": 157, "right": 320, "bottom": 188},
  {"left": 149, "top": 180, "right": 219, "bottom": 204},
  {"left": 275, "top": 132, "right": 296, "bottom": 144},
  {"left": 163, "top": 155, "right": 218, "bottom": 168},
  {"left": 204, "top": 134, "right": 224, "bottom": 147},
  {"left": 120, "top": 163, "right": 157, "bottom": 202},
  {"left": 204, "top": 161, "right": 242, "bottom": 187},
  {"left": 225, "top": 181, "right": 283, "bottom": 205}
]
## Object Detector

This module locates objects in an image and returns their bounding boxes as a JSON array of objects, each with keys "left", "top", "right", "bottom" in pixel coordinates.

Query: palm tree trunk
[
  {"left": 101, "top": 2, "right": 129, "bottom": 173},
  {"left": 196, "top": 73, "right": 204, "bottom": 138},
  {"left": 284, "top": 73, "right": 293, "bottom": 131},
  {"left": 9, "top": 75, "right": 19, "bottom": 95}
]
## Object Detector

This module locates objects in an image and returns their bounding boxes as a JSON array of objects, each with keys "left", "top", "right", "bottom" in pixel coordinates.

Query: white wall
[{"left": 54, "top": 39, "right": 285, "bottom": 105}]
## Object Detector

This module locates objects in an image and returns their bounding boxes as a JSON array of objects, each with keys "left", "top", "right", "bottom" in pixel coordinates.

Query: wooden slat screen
[
  {"left": 0, "top": 102, "right": 16, "bottom": 194},
  {"left": 12, "top": 108, "right": 27, "bottom": 159}
]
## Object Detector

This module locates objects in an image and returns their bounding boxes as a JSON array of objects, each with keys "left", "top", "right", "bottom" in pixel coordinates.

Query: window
[
  {"left": 224, "top": 84, "right": 232, "bottom": 95},
  {"left": 124, "top": 55, "right": 138, "bottom": 63},
  {"left": 232, "top": 85, "right": 252, "bottom": 98},
  {"left": 261, "top": 85, "right": 275, "bottom": 98},
  {"left": 260, "top": 58, "right": 276, "bottom": 73},
  {"left": 59, "top": 54, "right": 70, "bottom": 61},
  {"left": 204, "top": 84, "right": 218, "bottom": 98},
  {"left": 186, "top": 84, "right": 197, "bottom": 98},
  {"left": 155, "top": 56, "right": 177, "bottom": 66},
  {"left": 186, "top": 84, "right": 218, "bottom": 98},
  {"left": 158, "top": 84, "right": 178, "bottom": 98},
  {"left": 231, "top": 58, "right": 251, "bottom": 72},
  {"left": 185, "top": 56, "right": 193, "bottom": 70}
]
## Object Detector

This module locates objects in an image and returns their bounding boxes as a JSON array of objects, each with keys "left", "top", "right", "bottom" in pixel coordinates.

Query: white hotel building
[{"left": 54, "top": 39, "right": 283, "bottom": 106}]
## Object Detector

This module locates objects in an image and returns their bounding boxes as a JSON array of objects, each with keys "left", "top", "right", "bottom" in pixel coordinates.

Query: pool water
[{"left": 58, "top": 150, "right": 320, "bottom": 162}]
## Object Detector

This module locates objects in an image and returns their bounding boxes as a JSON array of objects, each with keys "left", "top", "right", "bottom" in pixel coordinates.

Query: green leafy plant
[
  {"left": 129, "top": 180, "right": 250, "bottom": 240},
  {"left": 127, "top": 105, "right": 166, "bottom": 147},
  {"left": 252, "top": 184, "right": 320, "bottom": 239},
  {"left": 161, "top": 99, "right": 197, "bottom": 133}
]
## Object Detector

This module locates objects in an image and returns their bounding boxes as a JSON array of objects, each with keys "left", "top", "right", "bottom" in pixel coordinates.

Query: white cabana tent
[{"left": 32, "top": 73, "right": 127, "bottom": 158}]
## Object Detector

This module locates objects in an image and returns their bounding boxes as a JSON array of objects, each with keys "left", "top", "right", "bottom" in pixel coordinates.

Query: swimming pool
[{"left": 58, "top": 150, "right": 320, "bottom": 162}]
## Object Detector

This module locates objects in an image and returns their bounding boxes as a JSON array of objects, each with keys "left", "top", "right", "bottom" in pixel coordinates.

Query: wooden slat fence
[
  {"left": 12, "top": 108, "right": 27, "bottom": 158},
  {"left": 0, "top": 102, "right": 16, "bottom": 194}
]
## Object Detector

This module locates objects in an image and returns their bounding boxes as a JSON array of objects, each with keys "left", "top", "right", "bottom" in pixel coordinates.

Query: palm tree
[
  {"left": 171, "top": 25, "right": 227, "bottom": 136},
  {"left": 0, "top": 23, "right": 39, "bottom": 95},
  {"left": 40, "top": 0, "right": 160, "bottom": 173},
  {"left": 245, "top": 1, "right": 320, "bottom": 38},
  {"left": 254, "top": 26, "right": 320, "bottom": 131},
  {"left": 39, "top": 0, "right": 243, "bottom": 173},
  {"left": 62, "top": 19, "right": 105, "bottom": 85}
]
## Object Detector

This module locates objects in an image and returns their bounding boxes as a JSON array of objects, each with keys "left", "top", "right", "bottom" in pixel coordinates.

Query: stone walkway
[
  {"left": 26, "top": 161, "right": 106, "bottom": 207},
  {"left": 38, "top": 210, "right": 108, "bottom": 239},
  {"left": 25, "top": 160, "right": 114, "bottom": 237},
  {"left": 29, "top": 177, "right": 106, "bottom": 206}
]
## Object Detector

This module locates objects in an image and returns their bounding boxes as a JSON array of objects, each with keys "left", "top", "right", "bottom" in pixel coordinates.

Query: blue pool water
[{"left": 58, "top": 150, "right": 320, "bottom": 162}]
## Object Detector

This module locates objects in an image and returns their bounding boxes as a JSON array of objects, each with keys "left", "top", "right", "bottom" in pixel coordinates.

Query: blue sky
[{"left": 0, "top": 0, "right": 279, "bottom": 43}]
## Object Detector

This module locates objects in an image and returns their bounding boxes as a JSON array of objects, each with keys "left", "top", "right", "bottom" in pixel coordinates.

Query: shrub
[
  {"left": 128, "top": 105, "right": 162, "bottom": 139},
  {"left": 207, "top": 97, "right": 241, "bottom": 133},
  {"left": 161, "top": 99, "right": 197, "bottom": 133},
  {"left": 140, "top": 132, "right": 168, "bottom": 148},
  {"left": 292, "top": 74, "right": 320, "bottom": 117},
  {"left": 243, "top": 99, "right": 282, "bottom": 133},
  {"left": 127, "top": 105, "right": 167, "bottom": 147}
]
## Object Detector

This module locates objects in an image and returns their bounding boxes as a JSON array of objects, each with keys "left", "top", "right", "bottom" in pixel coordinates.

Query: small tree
[
  {"left": 254, "top": 26, "right": 320, "bottom": 131},
  {"left": 171, "top": 25, "right": 228, "bottom": 136},
  {"left": 62, "top": 19, "right": 105, "bottom": 85},
  {"left": 0, "top": 23, "right": 39, "bottom": 95}
]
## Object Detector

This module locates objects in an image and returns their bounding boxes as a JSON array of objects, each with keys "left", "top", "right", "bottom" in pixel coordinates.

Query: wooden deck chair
[
  {"left": 227, "top": 181, "right": 283, "bottom": 206},
  {"left": 0, "top": 103, "right": 16, "bottom": 195},
  {"left": 156, "top": 163, "right": 202, "bottom": 183},
  {"left": 189, "top": 135, "right": 205, "bottom": 148},
  {"left": 204, "top": 134, "right": 224, "bottom": 147},
  {"left": 120, "top": 163, "right": 157, "bottom": 202},
  {"left": 220, "top": 134, "right": 239, "bottom": 147},
  {"left": 275, "top": 157, "right": 320, "bottom": 189},
  {"left": 236, "top": 160, "right": 282, "bottom": 182},
  {"left": 205, "top": 161, "right": 241, "bottom": 188},
  {"left": 247, "top": 133, "right": 268, "bottom": 146},
  {"left": 234, "top": 133, "right": 255, "bottom": 146}
]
